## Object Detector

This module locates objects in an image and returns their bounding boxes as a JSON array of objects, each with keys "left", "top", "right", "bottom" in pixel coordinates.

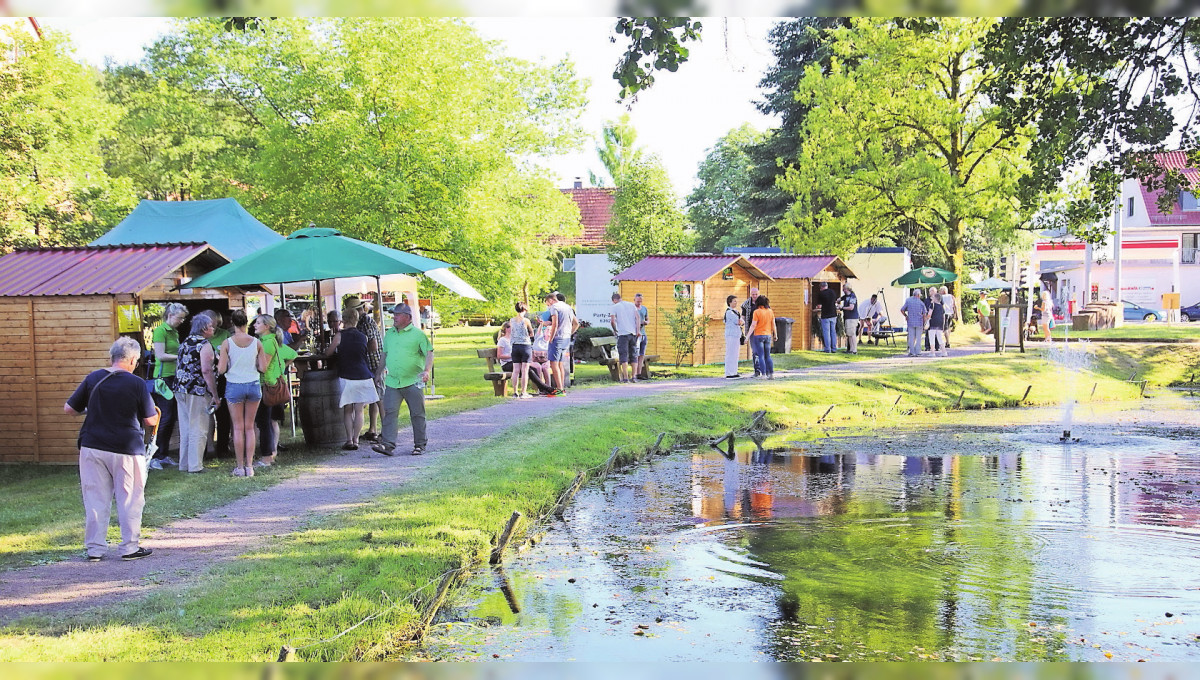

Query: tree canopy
[
  {"left": 983, "top": 17, "right": 1200, "bottom": 241},
  {"left": 607, "top": 156, "right": 691, "bottom": 272},
  {"left": 588, "top": 114, "right": 644, "bottom": 187},
  {"left": 687, "top": 124, "right": 764, "bottom": 253},
  {"left": 101, "top": 18, "right": 588, "bottom": 308},
  {"left": 778, "top": 18, "right": 1032, "bottom": 282},
  {"left": 0, "top": 28, "right": 133, "bottom": 251}
]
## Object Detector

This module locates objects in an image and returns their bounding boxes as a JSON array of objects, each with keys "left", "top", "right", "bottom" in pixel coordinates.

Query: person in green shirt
[
  {"left": 253, "top": 314, "right": 298, "bottom": 467},
  {"left": 372, "top": 304, "right": 433, "bottom": 456},
  {"left": 149, "top": 302, "right": 188, "bottom": 469},
  {"left": 976, "top": 296, "right": 992, "bottom": 334}
]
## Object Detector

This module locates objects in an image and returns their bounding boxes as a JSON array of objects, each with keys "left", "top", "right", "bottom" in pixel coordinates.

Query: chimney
[{"left": 573, "top": 177, "right": 583, "bottom": 189}]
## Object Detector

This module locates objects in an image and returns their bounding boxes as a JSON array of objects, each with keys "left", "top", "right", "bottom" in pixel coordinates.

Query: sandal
[
  {"left": 342, "top": 442, "right": 358, "bottom": 450},
  {"left": 361, "top": 432, "right": 379, "bottom": 442},
  {"left": 411, "top": 446, "right": 425, "bottom": 456},
  {"left": 232, "top": 466, "right": 245, "bottom": 477}
]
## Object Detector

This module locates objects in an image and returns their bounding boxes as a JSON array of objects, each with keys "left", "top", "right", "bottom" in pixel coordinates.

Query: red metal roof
[
  {"left": 550, "top": 187, "right": 616, "bottom": 248},
  {"left": 613, "top": 255, "right": 771, "bottom": 282},
  {"left": 1140, "top": 151, "right": 1200, "bottom": 226},
  {"left": 747, "top": 255, "right": 843, "bottom": 279},
  {"left": 0, "top": 244, "right": 225, "bottom": 296}
]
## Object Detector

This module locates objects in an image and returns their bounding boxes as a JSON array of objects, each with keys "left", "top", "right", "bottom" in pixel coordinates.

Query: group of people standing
[
  {"left": 494, "top": 291, "right": 594, "bottom": 398},
  {"left": 900, "top": 285, "right": 960, "bottom": 357},
  {"left": 146, "top": 303, "right": 298, "bottom": 478}
]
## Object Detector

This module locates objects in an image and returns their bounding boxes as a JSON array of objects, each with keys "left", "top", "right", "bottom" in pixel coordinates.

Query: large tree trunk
[{"left": 945, "top": 216, "right": 965, "bottom": 296}]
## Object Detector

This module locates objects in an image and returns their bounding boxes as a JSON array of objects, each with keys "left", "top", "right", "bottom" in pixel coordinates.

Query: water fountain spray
[{"left": 1045, "top": 325, "right": 1092, "bottom": 442}]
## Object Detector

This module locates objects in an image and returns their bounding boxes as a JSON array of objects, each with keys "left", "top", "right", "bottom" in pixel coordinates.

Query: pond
[{"left": 428, "top": 401, "right": 1200, "bottom": 662}]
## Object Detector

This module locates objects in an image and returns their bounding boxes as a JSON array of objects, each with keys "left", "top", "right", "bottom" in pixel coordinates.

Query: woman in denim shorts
[{"left": 217, "top": 309, "right": 269, "bottom": 477}]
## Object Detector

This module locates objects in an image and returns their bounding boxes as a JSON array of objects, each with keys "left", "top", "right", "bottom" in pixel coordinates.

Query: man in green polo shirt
[{"left": 373, "top": 303, "right": 434, "bottom": 456}]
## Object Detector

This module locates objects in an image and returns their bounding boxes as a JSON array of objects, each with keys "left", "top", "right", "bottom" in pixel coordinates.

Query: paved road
[{"left": 0, "top": 343, "right": 994, "bottom": 623}]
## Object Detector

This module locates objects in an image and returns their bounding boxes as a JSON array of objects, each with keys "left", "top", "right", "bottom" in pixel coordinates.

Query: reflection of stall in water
[{"left": 0, "top": 243, "right": 245, "bottom": 464}]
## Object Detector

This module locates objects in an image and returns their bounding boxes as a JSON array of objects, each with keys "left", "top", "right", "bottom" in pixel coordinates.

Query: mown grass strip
[{"left": 0, "top": 352, "right": 1145, "bottom": 661}]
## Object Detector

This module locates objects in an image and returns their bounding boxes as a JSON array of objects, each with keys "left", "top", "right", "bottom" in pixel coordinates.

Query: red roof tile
[
  {"left": 613, "top": 255, "right": 771, "bottom": 282},
  {"left": 1140, "top": 152, "right": 1200, "bottom": 226},
  {"left": 549, "top": 187, "right": 616, "bottom": 248},
  {"left": 0, "top": 244, "right": 226, "bottom": 296}
]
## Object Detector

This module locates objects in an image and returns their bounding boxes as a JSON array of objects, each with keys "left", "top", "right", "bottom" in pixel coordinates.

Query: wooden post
[
  {"left": 412, "top": 570, "right": 457, "bottom": 640},
  {"left": 1021, "top": 385, "right": 1032, "bottom": 403},
  {"left": 276, "top": 645, "right": 295, "bottom": 662},
  {"left": 1090, "top": 382, "right": 1098, "bottom": 399},
  {"left": 651, "top": 432, "right": 666, "bottom": 454},
  {"left": 994, "top": 309, "right": 1001, "bottom": 353},
  {"left": 1018, "top": 308, "right": 1026, "bottom": 353},
  {"left": 495, "top": 566, "right": 521, "bottom": 615},
  {"left": 554, "top": 471, "right": 587, "bottom": 518},
  {"left": 953, "top": 390, "right": 965, "bottom": 409},
  {"left": 818, "top": 404, "right": 836, "bottom": 423},
  {"left": 1140, "top": 380, "right": 1148, "bottom": 397},
  {"left": 490, "top": 511, "right": 523, "bottom": 565}
]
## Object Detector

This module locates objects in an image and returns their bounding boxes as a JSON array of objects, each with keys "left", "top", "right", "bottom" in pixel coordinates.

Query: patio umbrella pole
[{"left": 281, "top": 283, "right": 295, "bottom": 438}]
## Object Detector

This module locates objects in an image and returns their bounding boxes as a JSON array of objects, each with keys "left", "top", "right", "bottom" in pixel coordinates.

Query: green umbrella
[
  {"left": 181, "top": 227, "right": 452, "bottom": 288},
  {"left": 891, "top": 266, "right": 958, "bottom": 287}
]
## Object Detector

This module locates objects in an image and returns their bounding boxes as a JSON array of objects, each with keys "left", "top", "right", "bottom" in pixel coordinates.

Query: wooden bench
[
  {"left": 638, "top": 354, "right": 659, "bottom": 380},
  {"left": 476, "top": 348, "right": 512, "bottom": 396},
  {"left": 588, "top": 335, "right": 621, "bottom": 381}
]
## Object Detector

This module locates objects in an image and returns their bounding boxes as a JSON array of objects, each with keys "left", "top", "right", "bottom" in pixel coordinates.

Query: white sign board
[{"left": 575, "top": 254, "right": 619, "bottom": 326}]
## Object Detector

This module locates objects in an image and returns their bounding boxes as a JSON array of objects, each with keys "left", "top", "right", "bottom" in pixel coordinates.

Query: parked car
[
  {"left": 1182, "top": 301, "right": 1200, "bottom": 322},
  {"left": 1122, "top": 300, "right": 1165, "bottom": 322}
]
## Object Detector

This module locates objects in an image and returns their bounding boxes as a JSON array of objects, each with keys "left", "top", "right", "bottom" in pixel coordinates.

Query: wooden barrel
[{"left": 298, "top": 369, "right": 343, "bottom": 448}]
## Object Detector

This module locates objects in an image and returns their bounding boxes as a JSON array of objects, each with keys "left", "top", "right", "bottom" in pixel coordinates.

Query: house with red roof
[
  {"left": 1030, "top": 151, "right": 1200, "bottom": 317},
  {"left": 554, "top": 180, "right": 615, "bottom": 249}
]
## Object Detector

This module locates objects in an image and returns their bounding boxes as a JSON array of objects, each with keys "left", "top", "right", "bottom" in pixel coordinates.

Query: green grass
[
  {"left": 1050, "top": 323, "right": 1200, "bottom": 342},
  {"left": 0, "top": 350, "right": 1148, "bottom": 661}
]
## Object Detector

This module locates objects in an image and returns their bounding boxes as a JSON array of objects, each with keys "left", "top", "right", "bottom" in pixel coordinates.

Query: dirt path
[{"left": 0, "top": 345, "right": 994, "bottom": 624}]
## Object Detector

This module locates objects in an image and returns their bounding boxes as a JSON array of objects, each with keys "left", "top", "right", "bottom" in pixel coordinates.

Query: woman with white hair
[
  {"left": 1035, "top": 290, "right": 1054, "bottom": 342},
  {"left": 174, "top": 315, "right": 220, "bottom": 473},
  {"left": 149, "top": 302, "right": 189, "bottom": 470}
]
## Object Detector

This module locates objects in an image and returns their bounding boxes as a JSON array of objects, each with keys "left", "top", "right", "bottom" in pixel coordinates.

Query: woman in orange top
[{"left": 749, "top": 296, "right": 777, "bottom": 379}]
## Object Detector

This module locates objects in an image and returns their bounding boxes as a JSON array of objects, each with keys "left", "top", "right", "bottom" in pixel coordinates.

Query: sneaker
[
  {"left": 544, "top": 391, "right": 559, "bottom": 398},
  {"left": 86, "top": 554, "right": 102, "bottom": 562},
  {"left": 121, "top": 547, "right": 152, "bottom": 560},
  {"left": 254, "top": 459, "right": 273, "bottom": 467},
  {"left": 148, "top": 459, "right": 164, "bottom": 471},
  {"left": 232, "top": 466, "right": 245, "bottom": 477},
  {"left": 372, "top": 443, "right": 395, "bottom": 456},
  {"left": 159, "top": 456, "right": 178, "bottom": 467},
  {"left": 725, "top": 374, "right": 742, "bottom": 379}
]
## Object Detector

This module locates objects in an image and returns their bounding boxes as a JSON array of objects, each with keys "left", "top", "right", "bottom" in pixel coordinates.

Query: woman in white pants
[{"left": 724, "top": 295, "right": 744, "bottom": 379}]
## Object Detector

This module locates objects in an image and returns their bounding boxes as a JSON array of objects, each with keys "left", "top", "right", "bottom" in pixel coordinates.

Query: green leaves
[
  {"left": 607, "top": 157, "right": 691, "bottom": 273},
  {"left": 612, "top": 18, "right": 702, "bottom": 101},
  {"left": 0, "top": 27, "right": 133, "bottom": 251}
]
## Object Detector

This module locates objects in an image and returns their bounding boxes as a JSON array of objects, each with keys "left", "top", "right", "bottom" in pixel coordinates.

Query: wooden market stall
[
  {"left": 0, "top": 243, "right": 243, "bottom": 464},
  {"left": 747, "top": 255, "right": 857, "bottom": 351},
  {"left": 613, "top": 255, "right": 772, "bottom": 366}
]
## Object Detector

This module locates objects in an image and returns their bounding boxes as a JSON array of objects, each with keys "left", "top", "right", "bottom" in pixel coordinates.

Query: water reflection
[{"left": 432, "top": 426, "right": 1200, "bottom": 662}]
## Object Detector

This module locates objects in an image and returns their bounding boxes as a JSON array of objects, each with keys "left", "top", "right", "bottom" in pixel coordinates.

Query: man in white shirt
[
  {"left": 545, "top": 292, "right": 578, "bottom": 395},
  {"left": 609, "top": 292, "right": 641, "bottom": 383},
  {"left": 860, "top": 293, "right": 885, "bottom": 343},
  {"left": 939, "top": 285, "right": 958, "bottom": 348}
]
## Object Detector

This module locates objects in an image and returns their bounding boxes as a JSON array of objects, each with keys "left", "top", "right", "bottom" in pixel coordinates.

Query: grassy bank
[
  {"left": 0, "top": 351, "right": 1145, "bottom": 661},
  {"left": 1050, "top": 324, "right": 1200, "bottom": 342}
]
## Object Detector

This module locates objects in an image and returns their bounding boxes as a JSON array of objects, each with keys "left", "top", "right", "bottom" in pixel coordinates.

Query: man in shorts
[
  {"left": 632, "top": 293, "right": 650, "bottom": 379},
  {"left": 545, "top": 292, "right": 577, "bottom": 395},
  {"left": 609, "top": 292, "right": 641, "bottom": 383}
]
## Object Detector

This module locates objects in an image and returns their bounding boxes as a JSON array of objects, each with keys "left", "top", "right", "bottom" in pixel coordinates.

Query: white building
[{"left": 1030, "top": 151, "right": 1199, "bottom": 313}]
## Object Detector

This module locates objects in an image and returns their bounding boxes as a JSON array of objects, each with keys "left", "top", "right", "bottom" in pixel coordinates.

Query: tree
[
  {"left": 687, "top": 124, "right": 763, "bottom": 252},
  {"left": 662, "top": 294, "right": 706, "bottom": 368},
  {"left": 0, "top": 28, "right": 134, "bottom": 251},
  {"left": 606, "top": 156, "right": 691, "bottom": 272},
  {"left": 102, "top": 18, "right": 587, "bottom": 310},
  {"left": 983, "top": 17, "right": 1200, "bottom": 241},
  {"left": 588, "top": 114, "right": 643, "bottom": 187},
  {"left": 744, "top": 18, "right": 849, "bottom": 242},
  {"left": 777, "top": 18, "right": 1033, "bottom": 285}
]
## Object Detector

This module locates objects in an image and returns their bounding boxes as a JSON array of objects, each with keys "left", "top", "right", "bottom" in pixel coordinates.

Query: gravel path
[{"left": 0, "top": 344, "right": 993, "bottom": 624}]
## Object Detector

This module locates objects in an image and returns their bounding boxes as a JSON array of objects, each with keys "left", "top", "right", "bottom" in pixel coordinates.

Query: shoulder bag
[{"left": 261, "top": 343, "right": 291, "bottom": 407}]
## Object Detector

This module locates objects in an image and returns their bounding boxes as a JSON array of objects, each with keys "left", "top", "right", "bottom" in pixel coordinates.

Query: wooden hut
[
  {"left": 613, "top": 255, "right": 772, "bottom": 366},
  {"left": 0, "top": 243, "right": 244, "bottom": 464},
  {"left": 747, "top": 255, "right": 857, "bottom": 351}
]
